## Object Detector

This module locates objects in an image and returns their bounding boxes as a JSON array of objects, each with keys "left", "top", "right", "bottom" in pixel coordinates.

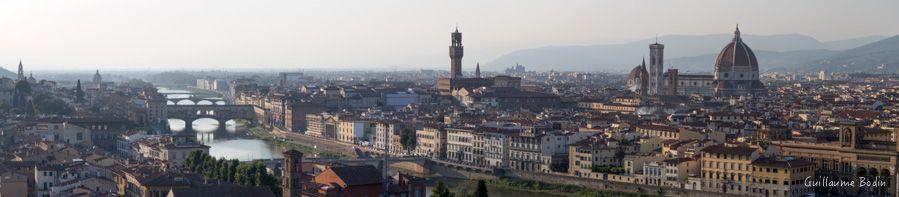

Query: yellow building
[
  {"left": 771, "top": 124, "right": 897, "bottom": 196},
  {"left": 568, "top": 137, "right": 619, "bottom": 177},
  {"left": 749, "top": 157, "right": 815, "bottom": 197},
  {"left": 414, "top": 125, "right": 445, "bottom": 158},
  {"left": 700, "top": 144, "right": 760, "bottom": 195}
]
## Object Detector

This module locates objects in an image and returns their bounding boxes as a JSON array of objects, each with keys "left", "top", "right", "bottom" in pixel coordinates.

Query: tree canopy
[{"left": 185, "top": 151, "right": 280, "bottom": 195}]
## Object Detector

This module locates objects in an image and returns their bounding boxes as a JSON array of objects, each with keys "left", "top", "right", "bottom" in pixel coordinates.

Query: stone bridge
[{"left": 165, "top": 105, "right": 256, "bottom": 130}]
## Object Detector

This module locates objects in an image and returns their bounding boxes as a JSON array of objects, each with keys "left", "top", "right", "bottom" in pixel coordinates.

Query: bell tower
[
  {"left": 282, "top": 150, "right": 303, "bottom": 197},
  {"left": 16, "top": 60, "right": 25, "bottom": 81},
  {"left": 649, "top": 40, "right": 664, "bottom": 95},
  {"left": 449, "top": 27, "right": 464, "bottom": 79}
]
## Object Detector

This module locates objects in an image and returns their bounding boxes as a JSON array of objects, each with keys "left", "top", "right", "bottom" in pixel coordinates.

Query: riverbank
[
  {"left": 482, "top": 177, "right": 646, "bottom": 197},
  {"left": 245, "top": 126, "right": 348, "bottom": 158}
]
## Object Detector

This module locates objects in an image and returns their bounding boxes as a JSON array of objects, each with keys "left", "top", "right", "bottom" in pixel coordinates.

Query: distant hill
[
  {"left": 0, "top": 67, "right": 15, "bottom": 78},
  {"left": 821, "top": 35, "right": 887, "bottom": 51},
  {"left": 487, "top": 34, "right": 885, "bottom": 72},
  {"left": 802, "top": 35, "right": 899, "bottom": 73},
  {"left": 667, "top": 49, "right": 837, "bottom": 73}
]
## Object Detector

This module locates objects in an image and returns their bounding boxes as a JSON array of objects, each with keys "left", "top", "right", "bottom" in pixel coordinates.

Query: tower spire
[
  {"left": 733, "top": 24, "right": 742, "bottom": 41},
  {"left": 16, "top": 59, "right": 25, "bottom": 81},
  {"left": 475, "top": 62, "right": 481, "bottom": 78}
]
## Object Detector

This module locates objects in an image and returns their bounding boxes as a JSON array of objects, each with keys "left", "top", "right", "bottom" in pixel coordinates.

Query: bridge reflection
[{"left": 169, "top": 118, "right": 247, "bottom": 144}]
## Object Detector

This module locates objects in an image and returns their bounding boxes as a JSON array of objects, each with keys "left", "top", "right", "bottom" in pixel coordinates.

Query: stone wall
[{"left": 503, "top": 170, "right": 741, "bottom": 197}]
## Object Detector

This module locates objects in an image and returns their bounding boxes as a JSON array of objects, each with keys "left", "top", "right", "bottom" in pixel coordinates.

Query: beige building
[
  {"left": 771, "top": 124, "right": 897, "bottom": 196},
  {"left": 22, "top": 122, "right": 92, "bottom": 147},
  {"left": 306, "top": 113, "right": 337, "bottom": 139},
  {"left": 624, "top": 154, "right": 665, "bottom": 175},
  {"left": 0, "top": 171, "right": 29, "bottom": 197},
  {"left": 445, "top": 127, "right": 483, "bottom": 166},
  {"left": 135, "top": 134, "right": 209, "bottom": 165},
  {"left": 569, "top": 137, "right": 620, "bottom": 177},
  {"left": 749, "top": 157, "right": 815, "bottom": 197},
  {"left": 700, "top": 144, "right": 761, "bottom": 195},
  {"left": 636, "top": 125, "right": 680, "bottom": 140},
  {"left": 337, "top": 119, "right": 374, "bottom": 144},
  {"left": 414, "top": 125, "right": 445, "bottom": 159},
  {"left": 662, "top": 157, "right": 700, "bottom": 189}
]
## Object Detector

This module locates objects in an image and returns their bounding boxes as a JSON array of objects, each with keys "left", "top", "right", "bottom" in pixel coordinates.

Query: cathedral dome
[{"left": 714, "top": 26, "right": 758, "bottom": 72}]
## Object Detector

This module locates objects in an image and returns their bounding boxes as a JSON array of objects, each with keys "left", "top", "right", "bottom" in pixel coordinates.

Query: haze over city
[
  {"left": 6, "top": 1, "right": 899, "bottom": 197},
  {"left": 1, "top": 0, "right": 898, "bottom": 71}
]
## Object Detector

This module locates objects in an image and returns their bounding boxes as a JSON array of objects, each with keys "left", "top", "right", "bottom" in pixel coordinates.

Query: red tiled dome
[{"left": 714, "top": 27, "right": 758, "bottom": 72}]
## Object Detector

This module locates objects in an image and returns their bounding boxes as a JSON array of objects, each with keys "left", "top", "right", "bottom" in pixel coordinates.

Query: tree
[
  {"left": 656, "top": 188, "right": 666, "bottom": 197},
  {"left": 474, "top": 180, "right": 489, "bottom": 197},
  {"left": 432, "top": 181, "right": 455, "bottom": 197},
  {"left": 228, "top": 159, "right": 239, "bottom": 182},
  {"left": 183, "top": 151, "right": 280, "bottom": 195},
  {"left": 14, "top": 80, "right": 34, "bottom": 115},
  {"left": 32, "top": 94, "right": 74, "bottom": 115},
  {"left": 185, "top": 151, "right": 197, "bottom": 170},
  {"left": 75, "top": 80, "right": 85, "bottom": 103},
  {"left": 400, "top": 128, "right": 417, "bottom": 152}
]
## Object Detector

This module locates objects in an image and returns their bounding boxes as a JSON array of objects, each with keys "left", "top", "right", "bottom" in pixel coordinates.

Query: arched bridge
[{"left": 165, "top": 105, "right": 256, "bottom": 129}]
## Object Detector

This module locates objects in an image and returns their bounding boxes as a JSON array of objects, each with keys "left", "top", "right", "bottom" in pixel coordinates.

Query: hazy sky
[{"left": 1, "top": 0, "right": 897, "bottom": 71}]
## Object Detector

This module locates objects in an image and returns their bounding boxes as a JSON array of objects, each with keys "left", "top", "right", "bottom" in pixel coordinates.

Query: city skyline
[
  {"left": 1, "top": 0, "right": 897, "bottom": 71},
  {"left": 4, "top": 2, "right": 899, "bottom": 196}
]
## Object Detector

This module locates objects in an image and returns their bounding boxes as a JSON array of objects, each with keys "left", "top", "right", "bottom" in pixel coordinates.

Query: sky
[{"left": 1, "top": 0, "right": 897, "bottom": 71}]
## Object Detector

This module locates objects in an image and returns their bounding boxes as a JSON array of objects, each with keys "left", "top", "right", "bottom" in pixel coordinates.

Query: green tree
[
  {"left": 216, "top": 158, "right": 228, "bottom": 179},
  {"left": 32, "top": 94, "right": 74, "bottom": 115},
  {"left": 75, "top": 80, "right": 85, "bottom": 103},
  {"left": 474, "top": 180, "right": 489, "bottom": 197},
  {"left": 235, "top": 164, "right": 249, "bottom": 185},
  {"left": 432, "top": 181, "right": 455, "bottom": 197},
  {"left": 203, "top": 155, "right": 216, "bottom": 177},
  {"left": 656, "top": 188, "right": 665, "bottom": 197},
  {"left": 183, "top": 151, "right": 279, "bottom": 195},
  {"left": 228, "top": 159, "right": 239, "bottom": 182},
  {"left": 185, "top": 151, "right": 197, "bottom": 170},
  {"left": 14, "top": 80, "right": 34, "bottom": 115},
  {"left": 400, "top": 128, "right": 417, "bottom": 152}
]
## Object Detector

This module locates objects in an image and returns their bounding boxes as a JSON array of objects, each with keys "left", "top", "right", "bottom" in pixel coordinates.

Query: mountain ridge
[{"left": 487, "top": 34, "right": 886, "bottom": 72}]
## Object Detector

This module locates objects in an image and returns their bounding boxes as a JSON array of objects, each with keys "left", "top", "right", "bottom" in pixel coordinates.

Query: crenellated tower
[{"left": 449, "top": 27, "right": 464, "bottom": 79}]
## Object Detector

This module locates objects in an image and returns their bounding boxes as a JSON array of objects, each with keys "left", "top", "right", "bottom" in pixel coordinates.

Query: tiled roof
[{"left": 328, "top": 165, "right": 383, "bottom": 186}]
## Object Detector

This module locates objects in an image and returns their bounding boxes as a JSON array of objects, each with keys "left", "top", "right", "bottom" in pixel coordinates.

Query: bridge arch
[
  {"left": 196, "top": 100, "right": 215, "bottom": 105},
  {"left": 165, "top": 105, "right": 256, "bottom": 133},
  {"left": 167, "top": 119, "right": 187, "bottom": 131},
  {"left": 176, "top": 100, "right": 196, "bottom": 105}
]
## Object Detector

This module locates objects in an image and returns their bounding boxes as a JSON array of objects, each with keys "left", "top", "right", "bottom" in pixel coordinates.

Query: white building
[{"left": 23, "top": 122, "right": 92, "bottom": 147}]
